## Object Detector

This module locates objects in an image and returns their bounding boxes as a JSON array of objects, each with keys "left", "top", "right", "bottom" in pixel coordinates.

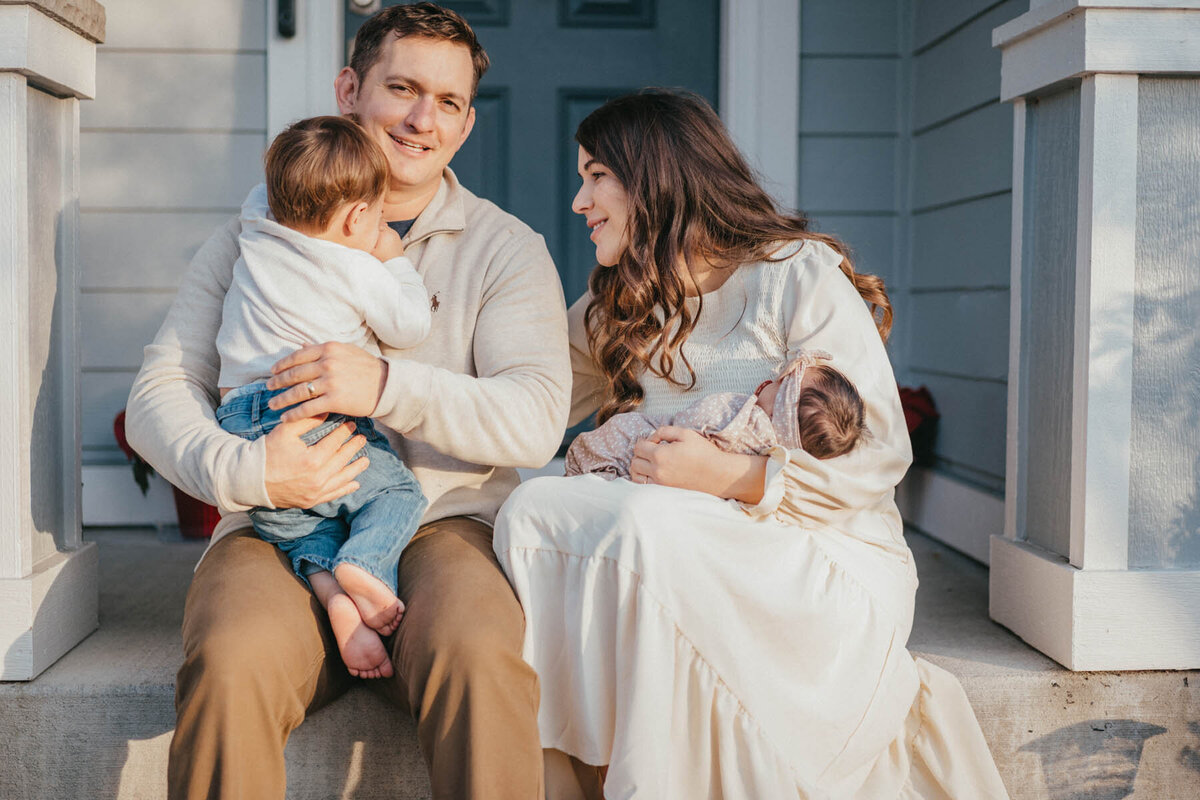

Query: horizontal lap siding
[
  {"left": 904, "top": 0, "right": 1027, "bottom": 493},
  {"left": 80, "top": 0, "right": 266, "bottom": 464},
  {"left": 799, "top": 0, "right": 902, "bottom": 359}
]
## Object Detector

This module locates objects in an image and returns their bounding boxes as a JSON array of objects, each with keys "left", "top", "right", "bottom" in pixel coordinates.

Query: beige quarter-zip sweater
[{"left": 127, "top": 169, "right": 571, "bottom": 547}]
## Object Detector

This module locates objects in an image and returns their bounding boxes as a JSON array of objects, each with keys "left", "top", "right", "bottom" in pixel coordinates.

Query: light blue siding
[
  {"left": 914, "top": 0, "right": 1008, "bottom": 50},
  {"left": 911, "top": 194, "right": 1011, "bottom": 290},
  {"left": 800, "top": 58, "right": 898, "bottom": 134},
  {"left": 799, "top": 138, "right": 898, "bottom": 213},
  {"left": 912, "top": 0, "right": 1019, "bottom": 131},
  {"left": 908, "top": 290, "right": 1010, "bottom": 381},
  {"left": 798, "top": 0, "right": 1028, "bottom": 494},
  {"left": 911, "top": 103, "right": 1013, "bottom": 212},
  {"left": 801, "top": 0, "right": 899, "bottom": 55},
  {"left": 897, "top": 0, "right": 1028, "bottom": 493},
  {"left": 1129, "top": 78, "right": 1200, "bottom": 569}
]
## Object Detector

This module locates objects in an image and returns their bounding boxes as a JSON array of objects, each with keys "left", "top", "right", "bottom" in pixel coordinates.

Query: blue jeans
[{"left": 215, "top": 382, "right": 426, "bottom": 595}]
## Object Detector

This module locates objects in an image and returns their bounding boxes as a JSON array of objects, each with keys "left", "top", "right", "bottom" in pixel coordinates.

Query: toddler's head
[
  {"left": 757, "top": 353, "right": 866, "bottom": 460},
  {"left": 264, "top": 115, "right": 390, "bottom": 250}
]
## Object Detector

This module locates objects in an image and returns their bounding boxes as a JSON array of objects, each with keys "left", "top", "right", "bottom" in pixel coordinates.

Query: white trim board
[
  {"left": 265, "top": 0, "right": 343, "bottom": 140},
  {"left": 990, "top": 535, "right": 1200, "bottom": 670},
  {"left": 995, "top": 6, "right": 1200, "bottom": 101},
  {"left": 81, "top": 464, "right": 178, "bottom": 528},
  {"left": 896, "top": 467, "right": 1002, "bottom": 565},
  {"left": 1069, "top": 73, "right": 1138, "bottom": 570},
  {"left": 719, "top": 0, "right": 800, "bottom": 210}
]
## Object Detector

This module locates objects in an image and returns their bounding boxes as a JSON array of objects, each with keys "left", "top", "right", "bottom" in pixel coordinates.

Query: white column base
[
  {"left": 0, "top": 543, "right": 98, "bottom": 680},
  {"left": 990, "top": 535, "right": 1200, "bottom": 670}
]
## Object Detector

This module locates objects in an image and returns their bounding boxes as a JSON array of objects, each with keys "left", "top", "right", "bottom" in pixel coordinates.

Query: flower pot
[{"left": 172, "top": 486, "right": 221, "bottom": 539}]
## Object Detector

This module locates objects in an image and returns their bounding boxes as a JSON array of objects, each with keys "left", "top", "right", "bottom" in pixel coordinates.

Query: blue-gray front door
[{"left": 346, "top": 0, "right": 720, "bottom": 303}]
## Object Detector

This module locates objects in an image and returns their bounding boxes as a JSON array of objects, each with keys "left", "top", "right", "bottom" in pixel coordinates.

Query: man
[{"left": 127, "top": 4, "right": 570, "bottom": 798}]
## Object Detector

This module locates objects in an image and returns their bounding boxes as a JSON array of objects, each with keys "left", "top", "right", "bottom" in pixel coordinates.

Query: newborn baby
[{"left": 566, "top": 351, "right": 866, "bottom": 479}]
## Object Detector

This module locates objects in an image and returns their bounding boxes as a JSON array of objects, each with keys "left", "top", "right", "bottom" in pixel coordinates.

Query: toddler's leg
[
  {"left": 309, "top": 569, "right": 393, "bottom": 679},
  {"left": 332, "top": 429, "right": 427, "bottom": 636}
]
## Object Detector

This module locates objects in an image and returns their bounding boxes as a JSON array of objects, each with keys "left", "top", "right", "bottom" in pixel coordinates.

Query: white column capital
[{"left": 993, "top": 1, "right": 1200, "bottom": 101}]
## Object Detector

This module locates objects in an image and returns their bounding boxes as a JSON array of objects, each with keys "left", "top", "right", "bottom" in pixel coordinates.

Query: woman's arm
[
  {"left": 126, "top": 217, "right": 367, "bottom": 511},
  {"left": 631, "top": 427, "right": 767, "bottom": 503},
  {"left": 633, "top": 242, "right": 912, "bottom": 525},
  {"left": 567, "top": 291, "right": 605, "bottom": 426}
]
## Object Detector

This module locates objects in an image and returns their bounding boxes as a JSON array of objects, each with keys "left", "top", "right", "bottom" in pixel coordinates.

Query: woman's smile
[{"left": 572, "top": 146, "right": 630, "bottom": 267}]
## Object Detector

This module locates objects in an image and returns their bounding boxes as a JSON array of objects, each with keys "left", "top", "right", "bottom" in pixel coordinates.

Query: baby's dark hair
[
  {"left": 797, "top": 364, "right": 866, "bottom": 459},
  {"left": 264, "top": 115, "right": 389, "bottom": 231}
]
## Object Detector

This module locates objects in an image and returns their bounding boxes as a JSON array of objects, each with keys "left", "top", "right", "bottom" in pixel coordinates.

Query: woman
[{"left": 494, "top": 90, "right": 1008, "bottom": 799}]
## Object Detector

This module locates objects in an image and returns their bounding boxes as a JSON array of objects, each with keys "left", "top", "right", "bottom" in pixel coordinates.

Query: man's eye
[{"left": 441, "top": 100, "right": 460, "bottom": 111}]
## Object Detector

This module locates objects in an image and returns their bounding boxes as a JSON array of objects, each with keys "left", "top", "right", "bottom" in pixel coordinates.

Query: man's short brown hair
[
  {"left": 349, "top": 2, "right": 490, "bottom": 100},
  {"left": 264, "top": 115, "right": 389, "bottom": 231},
  {"left": 797, "top": 365, "right": 867, "bottom": 460}
]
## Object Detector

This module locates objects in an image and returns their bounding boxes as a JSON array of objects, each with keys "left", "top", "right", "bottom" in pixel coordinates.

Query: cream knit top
[{"left": 567, "top": 239, "right": 913, "bottom": 552}]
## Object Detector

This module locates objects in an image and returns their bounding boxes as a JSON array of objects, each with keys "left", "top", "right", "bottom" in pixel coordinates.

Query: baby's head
[
  {"left": 757, "top": 354, "right": 866, "bottom": 460},
  {"left": 795, "top": 364, "right": 865, "bottom": 459},
  {"left": 264, "top": 115, "right": 390, "bottom": 251}
]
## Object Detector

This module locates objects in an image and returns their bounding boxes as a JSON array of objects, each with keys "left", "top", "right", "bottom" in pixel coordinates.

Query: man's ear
[
  {"left": 334, "top": 67, "right": 360, "bottom": 115},
  {"left": 343, "top": 201, "right": 370, "bottom": 236}
]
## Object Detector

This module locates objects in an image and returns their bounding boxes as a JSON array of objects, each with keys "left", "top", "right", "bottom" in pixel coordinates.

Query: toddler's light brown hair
[
  {"left": 264, "top": 115, "right": 389, "bottom": 232},
  {"left": 797, "top": 364, "right": 866, "bottom": 460}
]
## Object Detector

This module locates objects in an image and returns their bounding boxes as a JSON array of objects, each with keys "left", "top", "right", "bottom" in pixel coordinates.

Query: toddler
[
  {"left": 215, "top": 116, "right": 430, "bottom": 679},
  {"left": 566, "top": 351, "right": 865, "bottom": 480}
]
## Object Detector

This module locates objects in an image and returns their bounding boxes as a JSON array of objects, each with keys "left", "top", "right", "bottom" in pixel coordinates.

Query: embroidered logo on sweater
[{"left": 430, "top": 292, "right": 441, "bottom": 312}]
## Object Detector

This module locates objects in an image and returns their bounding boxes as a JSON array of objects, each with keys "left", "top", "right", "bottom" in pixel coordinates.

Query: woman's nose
[{"left": 572, "top": 185, "right": 589, "bottom": 214}]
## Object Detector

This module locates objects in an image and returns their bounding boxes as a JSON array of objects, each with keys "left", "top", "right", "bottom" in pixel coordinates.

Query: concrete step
[{"left": 1, "top": 527, "right": 1197, "bottom": 799}]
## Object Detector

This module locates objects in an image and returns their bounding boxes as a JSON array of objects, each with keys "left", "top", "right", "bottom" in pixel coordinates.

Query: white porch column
[
  {"left": 0, "top": 0, "right": 104, "bottom": 680},
  {"left": 990, "top": 0, "right": 1200, "bottom": 670}
]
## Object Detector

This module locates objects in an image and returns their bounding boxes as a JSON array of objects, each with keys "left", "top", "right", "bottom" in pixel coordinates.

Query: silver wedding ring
[{"left": 305, "top": 381, "right": 316, "bottom": 399}]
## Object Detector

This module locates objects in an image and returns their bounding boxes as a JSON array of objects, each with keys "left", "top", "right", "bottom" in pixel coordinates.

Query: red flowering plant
[{"left": 113, "top": 409, "right": 154, "bottom": 495}]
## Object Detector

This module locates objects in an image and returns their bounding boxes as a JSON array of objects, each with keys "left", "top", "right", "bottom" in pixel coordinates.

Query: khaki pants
[{"left": 167, "top": 517, "right": 544, "bottom": 800}]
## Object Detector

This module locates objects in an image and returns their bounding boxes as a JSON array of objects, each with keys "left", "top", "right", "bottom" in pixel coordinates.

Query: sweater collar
[{"left": 406, "top": 167, "right": 467, "bottom": 246}]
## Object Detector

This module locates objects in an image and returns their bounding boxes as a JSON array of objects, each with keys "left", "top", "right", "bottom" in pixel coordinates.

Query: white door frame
[{"left": 264, "top": 0, "right": 801, "bottom": 209}]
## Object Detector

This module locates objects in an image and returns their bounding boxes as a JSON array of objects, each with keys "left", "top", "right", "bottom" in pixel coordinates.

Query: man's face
[{"left": 337, "top": 36, "right": 476, "bottom": 202}]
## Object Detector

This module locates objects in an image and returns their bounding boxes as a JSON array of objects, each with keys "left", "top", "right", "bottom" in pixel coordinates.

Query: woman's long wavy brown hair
[{"left": 577, "top": 89, "right": 892, "bottom": 424}]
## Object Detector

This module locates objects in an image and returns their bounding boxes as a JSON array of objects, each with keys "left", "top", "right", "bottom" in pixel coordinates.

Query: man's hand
[
  {"left": 372, "top": 225, "right": 406, "bottom": 262},
  {"left": 631, "top": 426, "right": 767, "bottom": 504},
  {"left": 266, "top": 342, "right": 388, "bottom": 422},
  {"left": 263, "top": 416, "right": 369, "bottom": 508}
]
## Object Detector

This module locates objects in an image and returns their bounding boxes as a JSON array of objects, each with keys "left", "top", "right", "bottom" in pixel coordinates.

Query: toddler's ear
[{"left": 343, "top": 201, "right": 371, "bottom": 237}]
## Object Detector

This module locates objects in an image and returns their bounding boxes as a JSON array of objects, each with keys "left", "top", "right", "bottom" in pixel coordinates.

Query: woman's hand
[
  {"left": 263, "top": 416, "right": 369, "bottom": 508},
  {"left": 631, "top": 426, "right": 767, "bottom": 504},
  {"left": 266, "top": 342, "right": 388, "bottom": 422}
]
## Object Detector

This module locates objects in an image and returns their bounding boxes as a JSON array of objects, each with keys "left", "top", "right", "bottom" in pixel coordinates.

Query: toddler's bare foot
[
  {"left": 326, "top": 592, "right": 393, "bottom": 679},
  {"left": 334, "top": 562, "right": 404, "bottom": 635}
]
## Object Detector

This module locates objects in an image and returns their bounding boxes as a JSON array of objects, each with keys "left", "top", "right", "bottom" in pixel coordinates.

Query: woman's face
[{"left": 572, "top": 146, "right": 630, "bottom": 267}]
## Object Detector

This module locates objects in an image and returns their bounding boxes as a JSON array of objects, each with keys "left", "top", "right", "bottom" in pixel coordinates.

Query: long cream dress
[{"left": 494, "top": 241, "right": 1009, "bottom": 799}]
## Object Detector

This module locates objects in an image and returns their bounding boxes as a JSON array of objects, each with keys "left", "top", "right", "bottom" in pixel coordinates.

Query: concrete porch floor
[{"left": 1, "top": 526, "right": 1198, "bottom": 799}]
